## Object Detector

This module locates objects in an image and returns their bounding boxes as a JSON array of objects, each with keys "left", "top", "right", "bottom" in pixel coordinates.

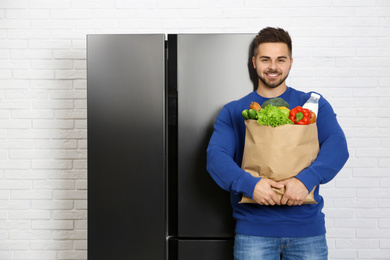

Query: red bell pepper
[{"left": 289, "top": 106, "right": 311, "bottom": 125}]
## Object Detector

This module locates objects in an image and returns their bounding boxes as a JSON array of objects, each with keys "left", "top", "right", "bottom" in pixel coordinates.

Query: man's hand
[
  {"left": 253, "top": 179, "right": 284, "bottom": 206},
  {"left": 279, "top": 178, "right": 309, "bottom": 206}
]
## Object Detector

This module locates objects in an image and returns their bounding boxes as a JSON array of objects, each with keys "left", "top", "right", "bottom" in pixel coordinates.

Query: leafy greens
[{"left": 256, "top": 105, "right": 294, "bottom": 127}]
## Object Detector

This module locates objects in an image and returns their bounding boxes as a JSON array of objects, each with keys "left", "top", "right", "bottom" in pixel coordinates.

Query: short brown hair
[{"left": 253, "top": 27, "right": 292, "bottom": 57}]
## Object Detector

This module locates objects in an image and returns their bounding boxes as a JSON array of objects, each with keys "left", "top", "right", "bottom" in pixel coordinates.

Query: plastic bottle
[{"left": 302, "top": 93, "right": 320, "bottom": 117}]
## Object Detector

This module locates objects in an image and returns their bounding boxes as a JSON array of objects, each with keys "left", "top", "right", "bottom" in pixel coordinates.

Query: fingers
[
  {"left": 256, "top": 189, "right": 280, "bottom": 206},
  {"left": 253, "top": 179, "right": 282, "bottom": 206},
  {"left": 268, "top": 179, "right": 284, "bottom": 189},
  {"left": 283, "top": 198, "right": 304, "bottom": 206}
]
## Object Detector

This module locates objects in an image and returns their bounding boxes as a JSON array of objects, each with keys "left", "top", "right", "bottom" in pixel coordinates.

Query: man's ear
[
  {"left": 289, "top": 57, "right": 293, "bottom": 70},
  {"left": 252, "top": 56, "right": 256, "bottom": 69}
]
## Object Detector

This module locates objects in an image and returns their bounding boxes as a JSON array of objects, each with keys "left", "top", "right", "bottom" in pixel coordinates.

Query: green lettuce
[{"left": 256, "top": 105, "right": 294, "bottom": 127}]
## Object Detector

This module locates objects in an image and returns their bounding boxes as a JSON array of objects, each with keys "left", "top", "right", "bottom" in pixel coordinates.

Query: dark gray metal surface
[
  {"left": 176, "top": 34, "right": 256, "bottom": 237},
  {"left": 87, "top": 34, "right": 165, "bottom": 259},
  {"left": 169, "top": 239, "right": 234, "bottom": 260}
]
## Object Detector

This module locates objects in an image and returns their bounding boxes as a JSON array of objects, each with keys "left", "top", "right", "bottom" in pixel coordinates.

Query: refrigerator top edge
[{"left": 86, "top": 33, "right": 256, "bottom": 38}]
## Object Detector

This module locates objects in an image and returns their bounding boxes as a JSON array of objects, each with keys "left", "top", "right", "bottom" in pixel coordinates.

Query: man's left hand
[{"left": 279, "top": 178, "right": 309, "bottom": 206}]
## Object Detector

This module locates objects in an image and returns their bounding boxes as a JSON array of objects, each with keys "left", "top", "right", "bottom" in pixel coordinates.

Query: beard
[{"left": 257, "top": 69, "right": 290, "bottom": 89}]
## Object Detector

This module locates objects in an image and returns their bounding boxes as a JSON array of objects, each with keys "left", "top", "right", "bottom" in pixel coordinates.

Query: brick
[
  {"left": 30, "top": 240, "right": 73, "bottom": 250},
  {"left": 353, "top": 167, "right": 389, "bottom": 177},
  {"left": 72, "top": 160, "right": 86, "bottom": 169},
  {"left": 55, "top": 70, "right": 86, "bottom": 80},
  {"left": 52, "top": 210, "right": 87, "bottom": 220},
  {"left": 0, "top": 0, "right": 28, "bottom": 8},
  {"left": 31, "top": 20, "right": 74, "bottom": 30},
  {"left": 57, "top": 250, "right": 87, "bottom": 260},
  {"left": 33, "top": 180, "right": 75, "bottom": 190},
  {"left": 14, "top": 250, "right": 57, "bottom": 260},
  {"left": 74, "top": 240, "right": 87, "bottom": 250},
  {"left": 9, "top": 230, "right": 51, "bottom": 240},
  {"left": 8, "top": 29, "right": 51, "bottom": 39},
  {"left": 11, "top": 50, "right": 51, "bottom": 59},
  {"left": 51, "top": 231, "right": 86, "bottom": 240},
  {"left": 0, "top": 200, "right": 30, "bottom": 210},
  {"left": 76, "top": 180, "right": 87, "bottom": 190},
  {"left": 32, "top": 100, "right": 73, "bottom": 109},
  {"left": 0, "top": 39, "right": 28, "bottom": 49},
  {"left": 335, "top": 178, "right": 379, "bottom": 188},
  {"left": 5, "top": 170, "right": 41, "bottom": 179},
  {"left": 30, "top": 80, "right": 73, "bottom": 90},
  {"left": 75, "top": 119, "right": 87, "bottom": 129},
  {"left": 323, "top": 208, "right": 355, "bottom": 218},
  {"left": 51, "top": 9, "right": 93, "bottom": 19},
  {"left": 77, "top": 140, "right": 87, "bottom": 149},
  {"left": 13, "top": 70, "right": 54, "bottom": 79},
  {"left": 0, "top": 241, "right": 29, "bottom": 250},
  {"left": 7, "top": 130, "right": 50, "bottom": 139},
  {"left": 328, "top": 248, "right": 357, "bottom": 259},
  {"left": 11, "top": 190, "right": 52, "bottom": 200},
  {"left": 356, "top": 148, "right": 390, "bottom": 158},
  {"left": 358, "top": 249, "right": 390, "bottom": 259},
  {"left": 28, "top": 39, "right": 72, "bottom": 49},
  {"left": 0, "top": 180, "right": 31, "bottom": 189},
  {"left": 0, "top": 221, "right": 30, "bottom": 230},
  {"left": 0, "top": 100, "right": 31, "bottom": 108},
  {"left": 379, "top": 199, "right": 390, "bottom": 208},
  {"left": 326, "top": 227, "right": 355, "bottom": 238},
  {"left": 31, "top": 60, "right": 73, "bottom": 70},
  {"left": 50, "top": 130, "right": 86, "bottom": 139},
  {"left": 31, "top": 159, "right": 72, "bottom": 171},
  {"left": 334, "top": 218, "right": 377, "bottom": 228},
  {"left": 32, "top": 200, "right": 73, "bottom": 210},
  {"left": 49, "top": 90, "right": 87, "bottom": 99},
  {"left": 54, "top": 191, "right": 87, "bottom": 200},
  {"left": 74, "top": 200, "right": 87, "bottom": 210},
  {"left": 51, "top": 150, "right": 87, "bottom": 159},
  {"left": 358, "top": 188, "right": 390, "bottom": 198},
  {"left": 355, "top": 208, "right": 390, "bottom": 218},
  {"left": 29, "top": 0, "right": 70, "bottom": 8},
  {"left": 8, "top": 210, "right": 51, "bottom": 220},
  {"left": 32, "top": 120, "right": 74, "bottom": 129},
  {"left": 0, "top": 140, "right": 33, "bottom": 149},
  {"left": 380, "top": 239, "right": 390, "bottom": 248},
  {"left": 0, "top": 60, "right": 29, "bottom": 69},
  {"left": 74, "top": 100, "right": 86, "bottom": 109},
  {"left": 55, "top": 109, "right": 87, "bottom": 119},
  {"left": 12, "top": 110, "right": 53, "bottom": 119},
  {"left": 0, "top": 191, "right": 10, "bottom": 199},
  {"left": 312, "top": 7, "right": 354, "bottom": 16},
  {"left": 6, "top": 9, "right": 50, "bottom": 19},
  {"left": 334, "top": 198, "right": 377, "bottom": 208}
]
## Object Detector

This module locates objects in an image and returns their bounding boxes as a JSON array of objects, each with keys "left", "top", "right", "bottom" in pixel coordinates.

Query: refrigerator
[{"left": 87, "top": 33, "right": 256, "bottom": 259}]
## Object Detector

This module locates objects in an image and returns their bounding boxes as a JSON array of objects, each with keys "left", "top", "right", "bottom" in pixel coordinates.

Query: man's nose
[{"left": 268, "top": 61, "right": 278, "bottom": 70}]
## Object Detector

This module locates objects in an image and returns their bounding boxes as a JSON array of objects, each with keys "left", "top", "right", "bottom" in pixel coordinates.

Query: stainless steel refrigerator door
[
  {"left": 87, "top": 34, "right": 165, "bottom": 259},
  {"left": 176, "top": 34, "right": 256, "bottom": 238}
]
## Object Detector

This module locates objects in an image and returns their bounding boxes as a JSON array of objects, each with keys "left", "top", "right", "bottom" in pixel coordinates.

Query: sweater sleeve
[
  {"left": 295, "top": 97, "right": 349, "bottom": 192},
  {"left": 206, "top": 106, "right": 260, "bottom": 198}
]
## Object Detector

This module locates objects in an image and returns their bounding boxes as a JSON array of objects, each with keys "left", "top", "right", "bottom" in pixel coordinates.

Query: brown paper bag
[{"left": 240, "top": 120, "right": 320, "bottom": 204}]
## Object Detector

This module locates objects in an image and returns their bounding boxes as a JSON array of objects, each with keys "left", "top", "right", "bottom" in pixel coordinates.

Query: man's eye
[{"left": 278, "top": 59, "right": 286, "bottom": 63}]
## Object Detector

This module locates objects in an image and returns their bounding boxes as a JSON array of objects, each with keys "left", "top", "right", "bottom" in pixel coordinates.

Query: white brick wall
[{"left": 0, "top": 0, "right": 389, "bottom": 259}]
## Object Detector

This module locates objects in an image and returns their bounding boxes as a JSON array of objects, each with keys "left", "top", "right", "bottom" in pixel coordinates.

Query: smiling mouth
[{"left": 266, "top": 73, "right": 280, "bottom": 78}]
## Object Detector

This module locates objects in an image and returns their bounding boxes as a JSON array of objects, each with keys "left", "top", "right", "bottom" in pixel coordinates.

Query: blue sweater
[{"left": 206, "top": 87, "right": 349, "bottom": 237}]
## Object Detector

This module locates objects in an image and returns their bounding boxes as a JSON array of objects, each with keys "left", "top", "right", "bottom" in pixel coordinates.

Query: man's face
[{"left": 252, "top": 42, "right": 293, "bottom": 89}]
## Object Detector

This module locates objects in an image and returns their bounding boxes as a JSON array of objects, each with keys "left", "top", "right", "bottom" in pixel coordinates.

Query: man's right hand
[{"left": 252, "top": 179, "right": 284, "bottom": 206}]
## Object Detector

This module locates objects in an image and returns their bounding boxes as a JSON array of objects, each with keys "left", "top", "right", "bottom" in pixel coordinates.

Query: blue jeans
[{"left": 234, "top": 234, "right": 328, "bottom": 260}]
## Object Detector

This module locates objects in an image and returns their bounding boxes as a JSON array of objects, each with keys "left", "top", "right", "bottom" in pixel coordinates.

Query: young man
[{"left": 206, "top": 27, "right": 349, "bottom": 259}]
